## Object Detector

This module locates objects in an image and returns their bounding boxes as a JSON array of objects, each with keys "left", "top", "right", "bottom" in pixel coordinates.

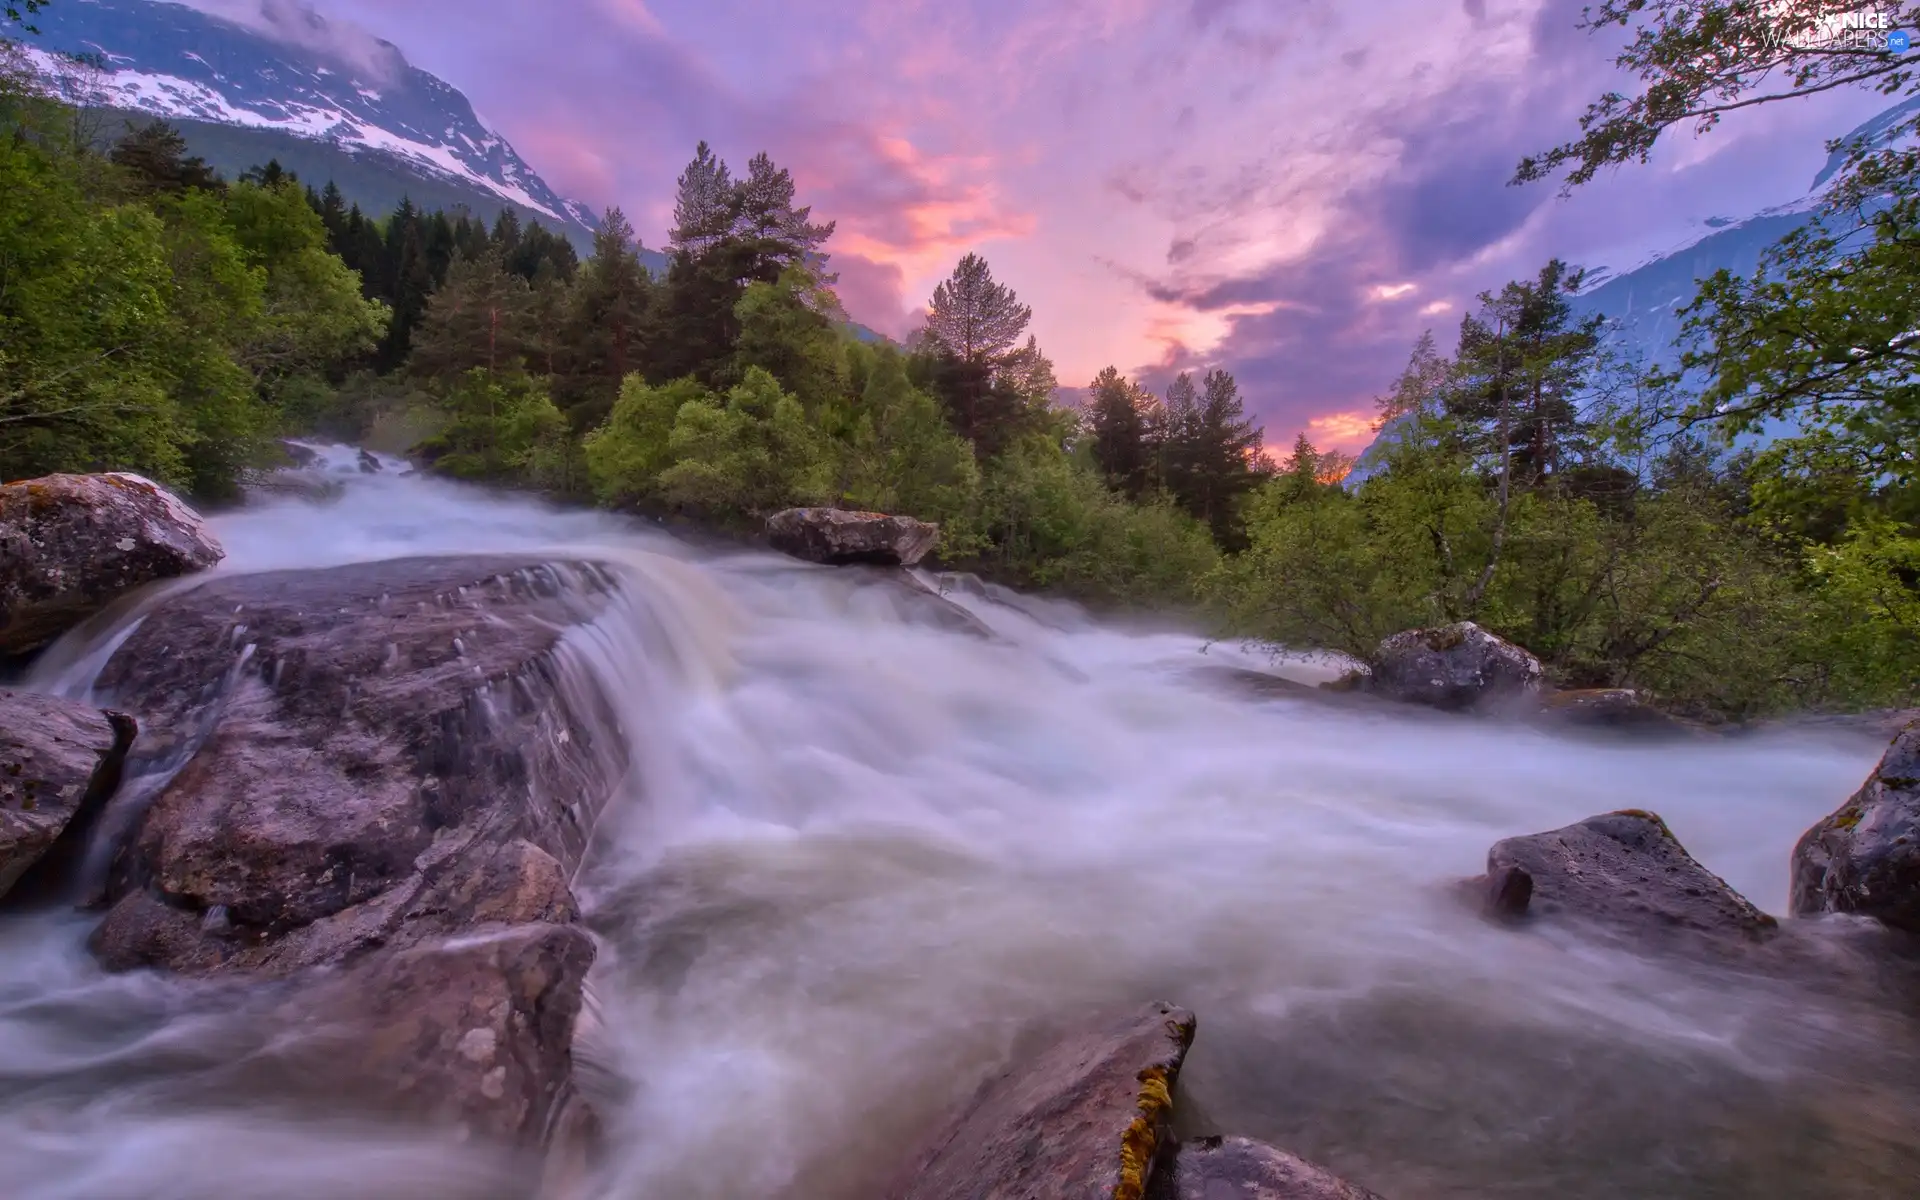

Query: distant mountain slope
[
  {"left": 1346, "top": 97, "right": 1911, "bottom": 482},
  {"left": 8, "top": 0, "right": 616, "bottom": 249}
]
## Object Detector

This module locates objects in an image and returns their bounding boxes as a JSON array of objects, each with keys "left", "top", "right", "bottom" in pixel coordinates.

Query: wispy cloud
[{"left": 182, "top": 0, "right": 1900, "bottom": 450}]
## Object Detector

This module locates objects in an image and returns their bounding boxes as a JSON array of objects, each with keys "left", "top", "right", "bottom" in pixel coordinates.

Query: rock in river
[
  {"left": 1792, "top": 721, "right": 1920, "bottom": 934},
  {"left": 0, "top": 472, "right": 224, "bottom": 656},
  {"left": 767, "top": 506, "right": 940, "bottom": 567},
  {"left": 892, "top": 1001, "right": 1196, "bottom": 1200},
  {"left": 0, "top": 689, "right": 134, "bottom": 902},
  {"left": 1148, "top": 1135, "right": 1387, "bottom": 1200},
  {"left": 1472, "top": 810, "right": 1778, "bottom": 949},
  {"left": 83, "top": 554, "right": 631, "bottom": 1145},
  {"left": 1369, "top": 621, "right": 1543, "bottom": 713}
]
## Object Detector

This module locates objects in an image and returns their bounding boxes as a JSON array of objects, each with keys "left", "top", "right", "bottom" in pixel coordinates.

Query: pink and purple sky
[{"left": 196, "top": 0, "right": 1894, "bottom": 452}]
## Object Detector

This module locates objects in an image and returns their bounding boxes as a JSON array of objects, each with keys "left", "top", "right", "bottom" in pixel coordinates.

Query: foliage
[
  {"left": 1514, "top": 1, "right": 1920, "bottom": 192},
  {"left": 980, "top": 434, "right": 1219, "bottom": 607},
  {"left": 413, "top": 369, "right": 571, "bottom": 488}
]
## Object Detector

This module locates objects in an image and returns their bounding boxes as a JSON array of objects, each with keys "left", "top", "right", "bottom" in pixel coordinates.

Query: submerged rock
[
  {"left": 1148, "top": 1135, "right": 1387, "bottom": 1200},
  {"left": 1472, "top": 810, "right": 1777, "bottom": 948},
  {"left": 1369, "top": 622, "right": 1543, "bottom": 713},
  {"left": 83, "top": 554, "right": 630, "bottom": 1145},
  {"left": 767, "top": 507, "right": 940, "bottom": 567},
  {"left": 892, "top": 1001, "right": 1196, "bottom": 1200},
  {"left": 1532, "top": 688, "right": 1689, "bottom": 735},
  {"left": 1792, "top": 722, "right": 1920, "bottom": 934},
  {"left": 0, "top": 472, "right": 225, "bottom": 656},
  {"left": 0, "top": 690, "right": 135, "bottom": 902},
  {"left": 358, "top": 448, "right": 383, "bottom": 473}
]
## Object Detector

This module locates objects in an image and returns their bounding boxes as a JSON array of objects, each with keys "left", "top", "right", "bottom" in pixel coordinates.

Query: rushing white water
[{"left": 2, "top": 447, "right": 1915, "bottom": 1199}]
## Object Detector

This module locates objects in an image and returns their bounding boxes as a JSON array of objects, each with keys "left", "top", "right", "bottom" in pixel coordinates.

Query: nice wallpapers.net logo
[{"left": 1761, "top": 6, "right": 1909, "bottom": 51}]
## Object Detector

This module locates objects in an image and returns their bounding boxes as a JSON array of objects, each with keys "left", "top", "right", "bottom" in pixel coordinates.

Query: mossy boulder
[
  {"left": 1791, "top": 722, "right": 1920, "bottom": 934},
  {"left": 890, "top": 1001, "right": 1196, "bottom": 1200},
  {"left": 766, "top": 507, "right": 940, "bottom": 567},
  {"left": 0, "top": 472, "right": 224, "bottom": 656},
  {"left": 1369, "top": 621, "right": 1543, "bottom": 713}
]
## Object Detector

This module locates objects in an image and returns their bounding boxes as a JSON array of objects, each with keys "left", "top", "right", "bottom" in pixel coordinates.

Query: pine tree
[
  {"left": 561, "top": 207, "right": 653, "bottom": 426},
  {"left": 109, "top": 120, "right": 222, "bottom": 193},
  {"left": 925, "top": 253, "right": 1031, "bottom": 365},
  {"left": 1446, "top": 259, "right": 1603, "bottom": 486},
  {"left": 1376, "top": 329, "right": 1450, "bottom": 428},
  {"left": 316, "top": 181, "right": 347, "bottom": 246},
  {"left": 1087, "top": 366, "right": 1155, "bottom": 496},
  {"left": 408, "top": 249, "right": 537, "bottom": 379},
  {"left": 669, "top": 141, "right": 735, "bottom": 259},
  {"left": 377, "top": 199, "right": 435, "bottom": 370},
  {"left": 1162, "top": 368, "right": 1265, "bottom": 545},
  {"left": 731, "top": 150, "right": 836, "bottom": 284},
  {"left": 491, "top": 208, "right": 523, "bottom": 264}
]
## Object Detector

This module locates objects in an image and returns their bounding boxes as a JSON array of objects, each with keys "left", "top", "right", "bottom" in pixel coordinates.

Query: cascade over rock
[
  {"left": 0, "top": 472, "right": 224, "bottom": 656},
  {"left": 81, "top": 553, "right": 631, "bottom": 1145}
]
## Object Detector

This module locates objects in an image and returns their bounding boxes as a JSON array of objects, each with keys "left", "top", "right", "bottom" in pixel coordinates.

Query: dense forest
[{"left": 3, "top": 3, "right": 1918, "bottom": 721}]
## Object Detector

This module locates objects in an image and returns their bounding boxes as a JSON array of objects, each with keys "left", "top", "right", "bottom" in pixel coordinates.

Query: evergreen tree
[
  {"left": 377, "top": 199, "right": 434, "bottom": 370},
  {"left": 1182, "top": 367, "right": 1265, "bottom": 542},
  {"left": 408, "top": 248, "right": 537, "bottom": 379},
  {"left": 669, "top": 141, "right": 734, "bottom": 259},
  {"left": 315, "top": 180, "right": 347, "bottom": 245},
  {"left": 491, "top": 208, "right": 523, "bottom": 264},
  {"left": 109, "top": 120, "right": 222, "bottom": 194},
  {"left": 1086, "top": 366, "right": 1155, "bottom": 497},
  {"left": 561, "top": 207, "right": 653, "bottom": 426},
  {"left": 925, "top": 253, "right": 1031, "bottom": 365},
  {"left": 731, "top": 150, "right": 836, "bottom": 284},
  {"left": 1376, "top": 329, "right": 1449, "bottom": 427},
  {"left": 1446, "top": 259, "right": 1603, "bottom": 486},
  {"left": 1157, "top": 372, "right": 1200, "bottom": 503}
]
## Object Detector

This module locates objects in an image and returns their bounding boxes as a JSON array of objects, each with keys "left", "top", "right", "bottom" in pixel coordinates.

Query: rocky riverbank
[{"left": 3, "top": 468, "right": 1919, "bottom": 1196}]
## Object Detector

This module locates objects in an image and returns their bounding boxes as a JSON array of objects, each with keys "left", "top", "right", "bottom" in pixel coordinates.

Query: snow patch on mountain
[{"left": 13, "top": 0, "right": 598, "bottom": 236}]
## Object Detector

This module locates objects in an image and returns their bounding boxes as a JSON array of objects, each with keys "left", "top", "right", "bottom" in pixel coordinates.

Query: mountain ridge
[{"left": 8, "top": 0, "right": 612, "bottom": 248}]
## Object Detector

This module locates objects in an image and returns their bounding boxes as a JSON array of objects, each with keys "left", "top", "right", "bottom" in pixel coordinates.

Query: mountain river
[{"left": 1, "top": 447, "right": 1915, "bottom": 1198}]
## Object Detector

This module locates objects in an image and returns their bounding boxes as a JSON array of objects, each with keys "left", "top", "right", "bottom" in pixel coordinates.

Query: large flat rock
[
  {"left": 80, "top": 554, "right": 632, "bottom": 1145},
  {"left": 0, "top": 689, "right": 134, "bottom": 901},
  {"left": 0, "top": 472, "right": 223, "bottom": 656},
  {"left": 892, "top": 1001, "right": 1197, "bottom": 1200}
]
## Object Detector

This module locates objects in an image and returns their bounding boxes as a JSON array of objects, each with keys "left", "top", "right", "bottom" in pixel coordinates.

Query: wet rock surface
[
  {"left": 1531, "top": 688, "right": 1692, "bottom": 735},
  {"left": 1369, "top": 622, "right": 1543, "bottom": 713},
  {"left": 892, "top": 1001, "right": 1197, "bottom": 1200},
  {"left": 767, "top": 506, "right": 940, "bottom": 567},
  {"left": 1473, "top": 810, "right": 1778, "bottom": 948},
  {"left": 1792, "top": 722, "right": 1920, "bottom": 934},
  {"left": 0, "top": 689, "right": 134, "bottom": 902},
  {"left": 1147, "top": 1136, "right": 1387, "bottom": 1200},
  {"left": 0, "top": 472, "right": 225, "bottom": 656},
  {"left": 81, "top": 553, "right": 630, "bottom": 1143}
]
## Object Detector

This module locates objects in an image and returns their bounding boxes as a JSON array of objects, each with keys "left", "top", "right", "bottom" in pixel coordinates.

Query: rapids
[{"left": 1, "top": 445, "right": 1915, "bottom": 1199}]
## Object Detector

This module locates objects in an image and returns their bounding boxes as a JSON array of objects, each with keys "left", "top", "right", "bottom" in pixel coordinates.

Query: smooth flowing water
[{"left": 2, "top": 448, "right": 1916, "bottom": 1199}]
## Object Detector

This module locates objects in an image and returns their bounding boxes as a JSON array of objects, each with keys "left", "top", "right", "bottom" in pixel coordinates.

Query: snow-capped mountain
[{"left": 8, "top": 0, "right": 602, "bottom": 243}]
